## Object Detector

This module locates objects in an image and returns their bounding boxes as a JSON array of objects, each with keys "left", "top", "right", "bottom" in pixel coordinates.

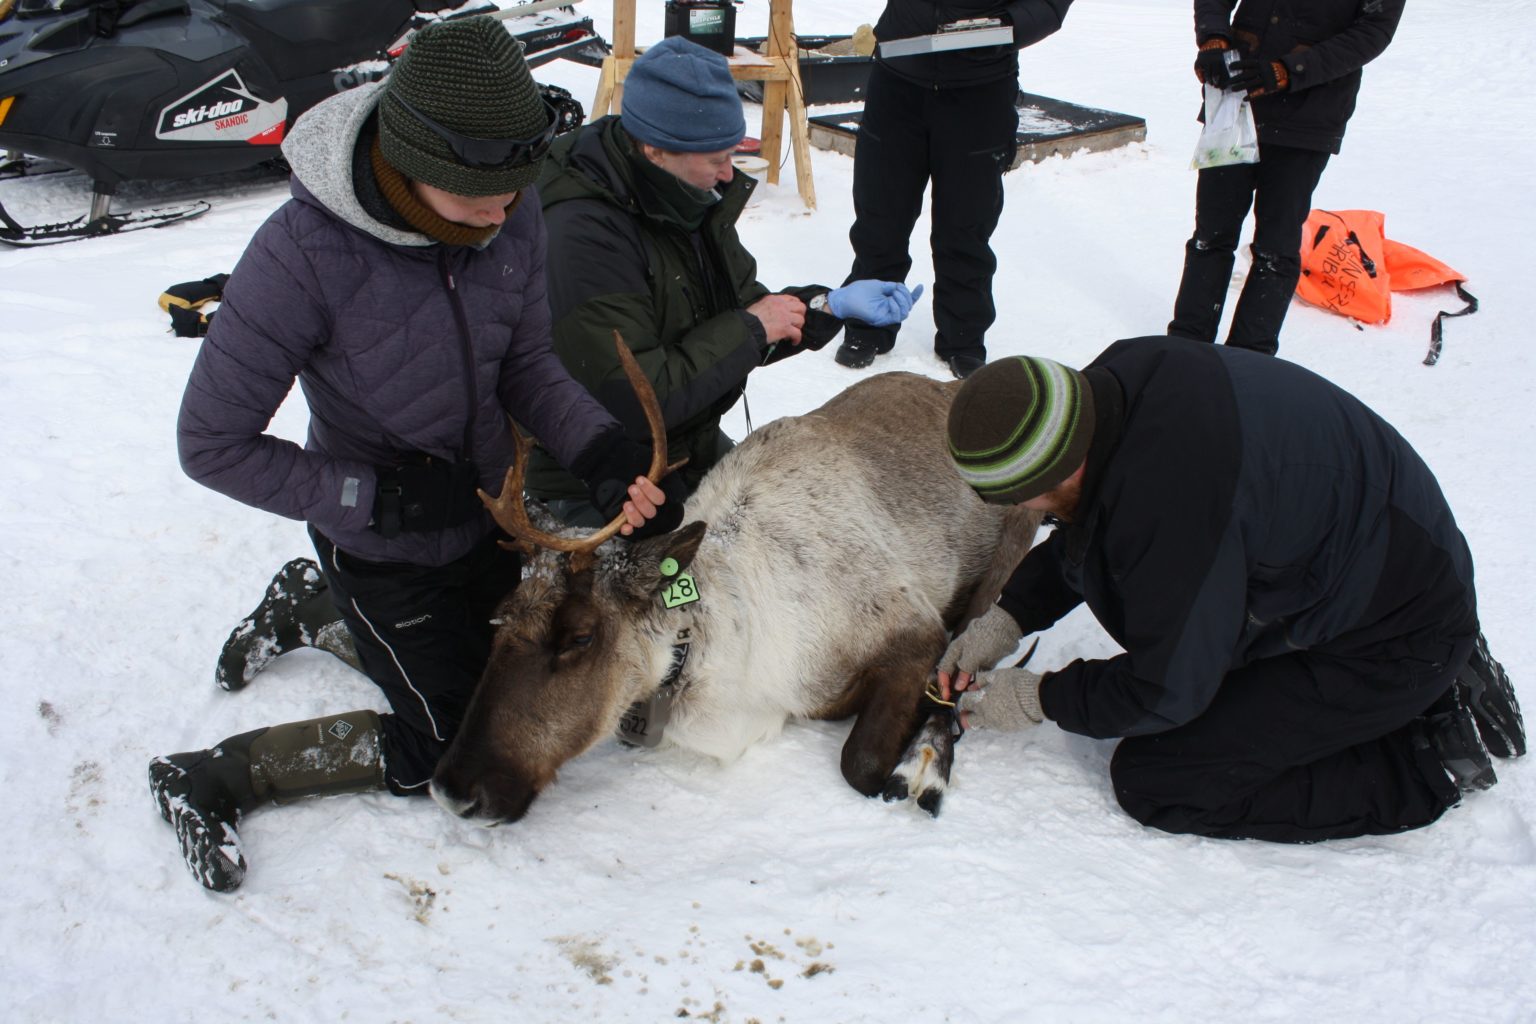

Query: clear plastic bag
[{"left": 1191, "top": 83, "right": 1259, "bottom": 170}]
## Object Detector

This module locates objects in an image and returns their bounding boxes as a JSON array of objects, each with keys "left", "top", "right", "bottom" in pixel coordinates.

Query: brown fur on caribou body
[{"left": 430, "top": 371, "right": 1040, "bottom": 825}]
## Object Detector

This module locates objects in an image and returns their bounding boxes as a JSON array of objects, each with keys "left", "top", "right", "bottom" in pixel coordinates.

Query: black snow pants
[
  {"left": 845, "top": 62, "right": 1019, "bottom": 361},
  {"left": 1168, "top": 142, "right": 1331, "bottom": 355},
  {"left": 1110, "top": 525, "right": 1477, "bottom": 842},
  {"left": 310, "top": 526, "right": 522, "bottom": 795},
  {"left": 1110, "top": 639, "right": 1469, "bottom": 842}
]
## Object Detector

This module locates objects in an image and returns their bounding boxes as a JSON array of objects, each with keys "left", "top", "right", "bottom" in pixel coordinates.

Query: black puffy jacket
[
  {"left": 998, "top": 337, "right": 1477, "bottom": 740},
  {"left": 1194, "top": 0, "right": 1405, "bottom": 153}
]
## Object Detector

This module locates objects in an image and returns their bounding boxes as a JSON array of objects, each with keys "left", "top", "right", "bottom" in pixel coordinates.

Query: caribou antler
[{"left": 480, "top": 331, "right": 685, "bottom": 569}]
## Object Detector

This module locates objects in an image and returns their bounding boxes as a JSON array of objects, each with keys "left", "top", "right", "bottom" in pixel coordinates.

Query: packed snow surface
[{"left": 2, "top": 2, "right": 1532, "bottom": 1021}]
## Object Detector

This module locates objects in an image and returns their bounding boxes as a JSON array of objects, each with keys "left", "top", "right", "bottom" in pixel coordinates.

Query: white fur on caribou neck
[
  {"left": 645, "top": 425, "right": 979, "bottom": 764},
  {"left": 432, "top": 371, "right": 1039, "bottom": 823}
]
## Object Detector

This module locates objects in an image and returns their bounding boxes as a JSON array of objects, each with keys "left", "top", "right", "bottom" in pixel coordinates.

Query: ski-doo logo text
[
  {"left": 172, "top": 98, "right": 247, "bottom": 129},
  {"left": 155, "top": 67, "right": 288, "bottom": 145}
]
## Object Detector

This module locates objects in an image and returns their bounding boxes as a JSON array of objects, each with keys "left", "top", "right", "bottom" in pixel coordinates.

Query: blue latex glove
[{"left": 826, "top": 281, "right": 924, "bottom": 327}]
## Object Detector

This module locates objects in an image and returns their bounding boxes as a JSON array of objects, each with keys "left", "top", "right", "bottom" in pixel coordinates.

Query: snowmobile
[{"left": 0, "top": 0, "right": 606, "bottom": 246}]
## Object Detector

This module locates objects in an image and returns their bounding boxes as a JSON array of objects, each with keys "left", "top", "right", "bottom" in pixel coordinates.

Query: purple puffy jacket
[{"left": 177, "top": 84, "right": 624, "bottom": 566}]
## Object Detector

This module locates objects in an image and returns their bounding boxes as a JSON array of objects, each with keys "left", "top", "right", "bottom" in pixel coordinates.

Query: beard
[{"left": 1026, "top": 472, "right": 1084, "bottom": 522}]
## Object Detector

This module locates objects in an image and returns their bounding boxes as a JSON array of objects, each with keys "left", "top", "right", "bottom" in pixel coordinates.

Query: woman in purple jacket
[{"left": 148, "top": 17, "right": 678, "bottom": 893}]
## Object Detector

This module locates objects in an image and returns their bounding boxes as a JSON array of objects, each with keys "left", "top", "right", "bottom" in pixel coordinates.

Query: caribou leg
[{"left": 835, "top": 627, "right": 946, "bottom": 800}]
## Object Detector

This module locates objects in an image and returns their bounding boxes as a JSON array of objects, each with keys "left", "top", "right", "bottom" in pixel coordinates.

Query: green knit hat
[
  {"left": 947, "top": 356, "right": 1096, "bottom": 504},
  {"left": 379, "top": 16, "right": 551, "bottom": 197}
]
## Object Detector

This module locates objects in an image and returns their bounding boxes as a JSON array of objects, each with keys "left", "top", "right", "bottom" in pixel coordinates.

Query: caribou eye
[{"left": 559, "top": 633, "right": 594, "bottom": 655}]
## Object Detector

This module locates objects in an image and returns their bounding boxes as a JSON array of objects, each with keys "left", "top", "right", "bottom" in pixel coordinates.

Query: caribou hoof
[{"left": 884, "top": 714, "right": 955, "bottom": 817}]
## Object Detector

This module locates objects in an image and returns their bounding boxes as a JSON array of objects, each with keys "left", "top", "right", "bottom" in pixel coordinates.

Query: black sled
[{"left": 0, "top": 0, "right": 606, "bottom": 246}]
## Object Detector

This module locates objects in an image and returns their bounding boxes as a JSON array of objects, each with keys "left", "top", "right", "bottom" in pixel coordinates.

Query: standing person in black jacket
[
  {"left": 1169, "top": 0, "right": 1404, "bottom": 354},
  {"left": 835, "top": 0, "right": 1073, "bottom": 380},
  {"left": 939, "top": 339, "right": 1524, "bottom": 842}
]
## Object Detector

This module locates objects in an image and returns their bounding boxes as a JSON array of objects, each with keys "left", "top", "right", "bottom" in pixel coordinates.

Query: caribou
[{"left": 430, "top": 337, "right": 1041, "bottom": 824}]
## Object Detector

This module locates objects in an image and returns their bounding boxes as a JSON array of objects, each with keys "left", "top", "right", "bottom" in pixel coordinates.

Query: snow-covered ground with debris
[{"left": 2, "top": 2, "right": 1532, "bottom": 1021}]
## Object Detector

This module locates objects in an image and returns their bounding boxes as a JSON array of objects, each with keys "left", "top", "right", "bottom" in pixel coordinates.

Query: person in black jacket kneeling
[{"left": 939, "top": 338, "right": 1524, "bottom": 842}]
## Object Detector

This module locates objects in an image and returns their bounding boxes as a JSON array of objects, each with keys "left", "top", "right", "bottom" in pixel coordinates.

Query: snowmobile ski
[{"left": 0, "top": 197, "right": 211, "bottom": 248}]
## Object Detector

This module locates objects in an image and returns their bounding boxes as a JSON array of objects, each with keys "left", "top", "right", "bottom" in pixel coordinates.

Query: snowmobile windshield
[{"left": 388, "top": 94, "right": 558, "bottom": 170}]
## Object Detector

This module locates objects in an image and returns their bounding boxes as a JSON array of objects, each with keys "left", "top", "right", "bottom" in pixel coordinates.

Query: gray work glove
[
  {"left": 957, "top": 668, "right": 1045, "bottom": 731},
  {"left": 937, "top": 605, "right": 1025, "bottom": 680}
]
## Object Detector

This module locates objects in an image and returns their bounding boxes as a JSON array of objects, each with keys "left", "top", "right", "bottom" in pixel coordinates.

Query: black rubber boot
[
  {"left": 1423, "top": 688, "right": 1498, "bottom": 793},
  {"left": 1459, "top": 632, "right": 1525, "bottom": 759},
  {"left": 215, "top": 558, "right": 357, "bottom": 691},
  {"left": 1223, "top": 247, "right": 1298, "bottom": 356},
  {"left": 148, "top": 710, "right": 386, "bottom": 892},
  {"left": 1168, "top": 237, "right": 1236, "bottom": 342}
]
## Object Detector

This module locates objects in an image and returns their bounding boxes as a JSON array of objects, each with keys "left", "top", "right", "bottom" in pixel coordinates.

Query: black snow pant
[
  {"left": 310, "top": 526, "right": 521, "bottom": 795},
  {"left": 845, "top": 62, "right": 1019, "bottom": 361},
  {"left": 1168, "top": 142, "right": 1331, "bottom": 355},
  {"left": 1110, "top": 631, "right": 1474, "bottom": 843}
]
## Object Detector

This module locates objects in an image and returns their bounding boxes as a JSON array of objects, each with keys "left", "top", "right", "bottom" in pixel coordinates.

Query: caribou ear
[
  {"left": 613, "top": 521, "right": 708, "bottom": 604},
  {"left": 658, "top": 520, "right": 706, "bottom": 571}
]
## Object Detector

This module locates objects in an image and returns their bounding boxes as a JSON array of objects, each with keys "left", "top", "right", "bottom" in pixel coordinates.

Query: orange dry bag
[{"left": 1297, "top": 209, "right": 1477, "bottom": 365}]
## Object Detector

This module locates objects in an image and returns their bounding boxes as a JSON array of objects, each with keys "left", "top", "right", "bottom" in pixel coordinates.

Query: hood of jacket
[{"left": 281, "top": 82, "right": 439, "bottom": 249}]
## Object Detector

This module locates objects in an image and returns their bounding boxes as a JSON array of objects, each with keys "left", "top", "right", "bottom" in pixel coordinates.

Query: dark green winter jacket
[{"left": 525, "top": 116, "right": 840, "bottom": 501}]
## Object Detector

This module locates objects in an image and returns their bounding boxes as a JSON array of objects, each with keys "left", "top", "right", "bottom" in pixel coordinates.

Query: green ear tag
[
  {"left": 659, "top": 557, "right": 679, "bottom": 577},
  {"left": 661, "top": 571, "right": 699, "bottom": 609}
]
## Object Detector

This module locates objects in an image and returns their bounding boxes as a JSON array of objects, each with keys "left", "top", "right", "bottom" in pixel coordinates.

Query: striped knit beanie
[
  {"left": 379, "top": 16, "right": 548, "bottom": 196},
  {"left": 947, "top": 356, "right": 1095, "bottom": 505}
]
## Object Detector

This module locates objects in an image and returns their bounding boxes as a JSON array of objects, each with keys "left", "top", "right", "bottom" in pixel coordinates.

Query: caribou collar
[
  {"left": 616, "top": 623, "right": 693, "bottom": 748},
  {"left": 617, "top": 561, "right": 702, "bottom": 747}
]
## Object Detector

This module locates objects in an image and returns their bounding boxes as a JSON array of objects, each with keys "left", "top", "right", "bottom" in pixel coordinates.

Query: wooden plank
[
  {"left": 782, "top": 49, "right": 817, "bottom": 207},
  {"left": 759, "top": 79, "right": 787, "bottom": 186},
  {"left": 591, "top": 56, "right": 617, "bottom": 118},
  {"left": 610, "top": 0, "right": 635, "bottom": 113}
]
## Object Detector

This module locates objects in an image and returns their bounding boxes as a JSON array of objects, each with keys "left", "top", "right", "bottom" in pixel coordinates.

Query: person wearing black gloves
[
  {"left": 1169, "top": 0, "right": 1404, "bottom": 355},
  {"left": 149, "top": 18, "right": 676, "bottom": 893},
  {"left": 835, "top": 0, "right": 1073, "bottom": 380},
  {"left": 211, "top": 36, "right": 920, "bottom": 698},
  {"left": 940, "top": 342, "right": 1524, "bottom": 842}
]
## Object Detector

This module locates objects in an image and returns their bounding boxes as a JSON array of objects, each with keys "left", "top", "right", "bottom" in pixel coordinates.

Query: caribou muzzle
[{"left": 429, "top": 762, "right": 546, "bottom": 826}]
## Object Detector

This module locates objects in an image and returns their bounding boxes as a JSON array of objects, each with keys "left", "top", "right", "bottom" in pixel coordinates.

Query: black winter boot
[
  {"left": 1168, "top": 237, "right": 1237, "bottom": 342},
  {"left": 834, "top": 324, "right": 896, "bottom": 369},
  {"left": 1458, "top": 632, "right": 1525, "bottom": 759},
  {"left": 215, "top": 558, "right": 358, "bottom": 690},
  {"left": 148, "top": 710, "right": 386, "bottom": 892},
  {"left": 1423, "top": 687, "right": 1497, "bottom": 794},
  {"left": 1224, "top": 247, "right": 1300, "bottom": 355}
]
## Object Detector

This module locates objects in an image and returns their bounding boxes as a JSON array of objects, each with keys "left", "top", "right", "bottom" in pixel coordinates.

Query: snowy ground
[{"left": 3, "top": 2, "right": 1533, "bottom": 1021}]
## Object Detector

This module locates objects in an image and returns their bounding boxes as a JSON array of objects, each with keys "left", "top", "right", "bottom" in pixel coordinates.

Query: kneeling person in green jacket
[{"left": 526, "top": 34, "right": 918, "bottom": 518}]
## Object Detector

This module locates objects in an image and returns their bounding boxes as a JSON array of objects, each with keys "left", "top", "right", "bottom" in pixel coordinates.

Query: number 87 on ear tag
[{"left": 659, "top": 556, "right": 700, "bottom": 608}]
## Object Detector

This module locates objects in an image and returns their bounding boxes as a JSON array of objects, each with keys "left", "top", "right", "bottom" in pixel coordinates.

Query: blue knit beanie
[{"left": 622, "top": 35, "right": 746, "bottom": 153}]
